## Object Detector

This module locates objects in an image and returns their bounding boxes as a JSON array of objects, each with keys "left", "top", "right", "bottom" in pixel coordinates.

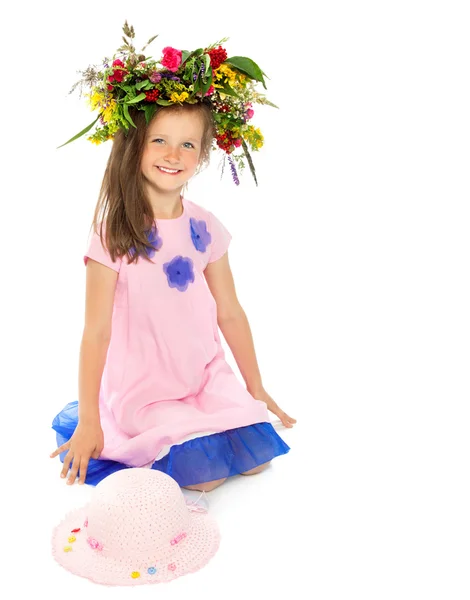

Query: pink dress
[{"left": 82, "top": 196, "right": 271, "bottom": 468}]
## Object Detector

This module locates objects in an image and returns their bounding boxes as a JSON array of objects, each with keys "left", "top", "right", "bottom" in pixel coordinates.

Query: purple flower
[
  {"left": 159, "top": 72, "right": 180, "bottom": 82},
  {"left": 163, "top": 256, "right": 195, "bottom": 292},
  {"left": 228, "top": 155, "right": 240, "bottom": 185},
  {"left": 129, "top": 225, "right": 163, "bottom": 259},
  {"left": 150, "top": 71, "right": 162, "bottom": 83},
  {"left": 190, "top": 217, "right": 211, "bottom": 252}
]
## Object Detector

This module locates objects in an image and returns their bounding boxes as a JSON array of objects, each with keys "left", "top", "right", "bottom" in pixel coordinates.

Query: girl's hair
[{"left": 90, "top": 100, "right": 216, "bottom": 265}]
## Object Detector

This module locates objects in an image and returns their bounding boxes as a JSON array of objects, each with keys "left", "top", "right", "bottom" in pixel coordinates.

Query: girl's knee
[
  {"left": 241, "top": 460, "right": 272, "bottom": 476},
  {"left": 183, "top": 477, "right": 227, "bottom": 492}
]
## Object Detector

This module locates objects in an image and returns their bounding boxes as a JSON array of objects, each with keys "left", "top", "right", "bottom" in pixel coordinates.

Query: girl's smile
[{"left": 156, "top": 166, "right": 182, "bottom": 175}]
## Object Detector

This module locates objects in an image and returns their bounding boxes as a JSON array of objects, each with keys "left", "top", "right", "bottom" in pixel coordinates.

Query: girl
[{"left": 50, "top": 37, "right": 296, "bottom": 493}]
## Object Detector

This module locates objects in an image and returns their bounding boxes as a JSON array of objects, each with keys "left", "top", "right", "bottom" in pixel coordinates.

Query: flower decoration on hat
[{"left": 58, "top": 20, "right": 278, "bottom": 186}]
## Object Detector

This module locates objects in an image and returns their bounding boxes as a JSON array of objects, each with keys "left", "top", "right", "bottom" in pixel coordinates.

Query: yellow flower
[
  {"left": 216, "top": 64, "right": 237, "bottom": 85},
  {"left": 131, "top": 571, "right": 141, "bottom": 579},
  {"left": 214, "top": 65, "right": 248, "bottom": 94},
  {"left": 68, "top": 536, "right": 76, "bottom": 543},
  {"left": 63, "top": 546, "right": 73, "bottom": 552},
  {"left": 87, "top": 136, "right": 102, "bottom": 145},
  {"left": 170, "top": 91, "right": 189, "bottom": 103},
  {"left": 87, "top": 90, "right": 106, "bottom": 111},
  {"left": 102, "top": 100, "right": 117, "bottom": 124},
  {"left": 244, "top": 125, "right": 264, "bottom": 150}
]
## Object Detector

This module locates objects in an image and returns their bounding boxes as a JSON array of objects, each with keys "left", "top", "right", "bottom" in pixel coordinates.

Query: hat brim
[{"left": 52, "top": 505, "right": 220, "bottom": 586}]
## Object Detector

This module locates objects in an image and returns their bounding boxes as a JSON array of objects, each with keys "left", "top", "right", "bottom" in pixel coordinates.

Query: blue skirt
[{"left": 52, "top": 401, "right": 291, "bottom": 487}]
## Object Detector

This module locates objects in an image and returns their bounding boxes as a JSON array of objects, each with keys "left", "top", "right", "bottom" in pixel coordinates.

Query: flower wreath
[{"left": 58, "top": 21, "right": 278, "bottom": 185}]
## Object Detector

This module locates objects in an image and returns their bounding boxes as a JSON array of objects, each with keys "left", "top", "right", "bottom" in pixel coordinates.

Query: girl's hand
[
  {"left": 50, "top": 421, "right": 104, "bottom": 485},
  {"left": 250, "top": 387, "right": 297, "bottom": 428}
]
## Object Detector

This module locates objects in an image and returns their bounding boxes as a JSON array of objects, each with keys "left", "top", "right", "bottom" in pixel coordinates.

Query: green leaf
[
  {"left": 203, "top": 52, "right": 211, "bottom": 73},
  {"left": 183, "top": 47, "right": 203, "bottom": 65},
  {"left": 225, "top": 56, "right": 267, "bottom": 89},
  {"left": 217, "top": 82, "right": 240, "bottom": 99},
  {"left": 56, "top": 115, "right": 101, "bottom": 149},
  {"left": 144, "top": 104, "right": 157, "bottom": 124},
  {"left": 181, "top": 50, "right": 191, "bottom": 66},
  {"left": 184, "top": 58, "right": 194, "bottom": 80},
  {"left": 241, "top": 139, "right": 258, "bottom": 186},
  {"left": 135, "top": 80, "right": 149, "bottom": 90},
  {"left": 156, "top": 98, "right": 173, "bottom": 106},
  {"left": 126, "top": 92, "right": 147, "bottom": 104},
  {"left": 135, "top": 80, "right": 153, "bottom": 91},
  {"left": 123, "top": 103, "right": 136, "bottom": 128},
  {"left": 201, "top": 66, "right": 213, "bottom": 96}
]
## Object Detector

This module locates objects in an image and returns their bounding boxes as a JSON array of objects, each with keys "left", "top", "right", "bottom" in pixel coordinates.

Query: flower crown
[{"left": 58, "top": 21, "right": 278, "bottom": 186}]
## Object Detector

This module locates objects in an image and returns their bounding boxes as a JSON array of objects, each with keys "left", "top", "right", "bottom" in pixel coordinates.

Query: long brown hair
[{"left": 90, "top": 100, "right": 216, "bottom": 265}]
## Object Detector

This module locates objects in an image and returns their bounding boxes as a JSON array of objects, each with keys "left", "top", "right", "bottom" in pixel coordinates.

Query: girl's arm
[
  {"left": 204, "top": 253, "right": 297, "bottom": 427},
  {"left": 204, "top": 252, "right": 263, "bottom": 394},
  {"left": 79, "top": 259, "right": 118, "bottom": 423},
  {"left": 51, "top": 259, "right": 118, "bottom": 483}
]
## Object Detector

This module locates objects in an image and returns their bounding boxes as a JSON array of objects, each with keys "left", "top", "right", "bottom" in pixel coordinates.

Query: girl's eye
[{"left": 152, "top": 139, "right": 194, "bottom": 149}]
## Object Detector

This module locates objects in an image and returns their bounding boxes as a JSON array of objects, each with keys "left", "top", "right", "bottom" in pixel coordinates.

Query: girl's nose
[{"left": 164, "top": 146, "right": 181, "bottom": 162}]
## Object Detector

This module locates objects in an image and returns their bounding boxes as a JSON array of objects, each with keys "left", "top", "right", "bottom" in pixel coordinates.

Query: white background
[{"left": 2, "top": 1, "right": 469, "bottom": 598}]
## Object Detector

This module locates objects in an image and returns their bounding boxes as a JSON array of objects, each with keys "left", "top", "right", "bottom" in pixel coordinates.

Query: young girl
[{"left": 50, "top": 32, "right": 296, "bottom": 493}]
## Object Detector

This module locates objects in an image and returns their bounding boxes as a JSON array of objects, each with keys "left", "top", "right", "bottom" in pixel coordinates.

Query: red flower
[
  {"left": 108, "top": 59, "right": 127, "bottom": 84},
  {"left": 207, "top": 46, "right": 227, "bottom": 70},
  {"left": 113, "top": 68, "right": 127, "bottom": 83},
  {"left": 216, "top": 131, "right": 236, "bottom": 153},
  {"left": 145, "top": 89, "right": 160, "bottom": 102},
  {"left": 107, "top": 84, "right": 114, "bottom": 91},
  {"left": 161, "top": 47, "right": 182, "bottom": 72}
]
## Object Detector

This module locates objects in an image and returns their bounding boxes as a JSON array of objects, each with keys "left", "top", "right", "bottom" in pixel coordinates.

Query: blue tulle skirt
[{"left": 52, "top": 401, "right": 290, "bottom": 487}]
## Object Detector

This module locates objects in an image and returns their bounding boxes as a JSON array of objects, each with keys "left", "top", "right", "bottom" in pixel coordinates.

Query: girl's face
[{"left": 141, "top": 110, "right": 204, "bottom": 192}]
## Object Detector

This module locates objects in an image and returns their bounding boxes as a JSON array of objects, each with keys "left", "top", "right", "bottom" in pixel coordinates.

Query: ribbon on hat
[{"left": 184, "top": 490, "right": 208, "bottom": 514}]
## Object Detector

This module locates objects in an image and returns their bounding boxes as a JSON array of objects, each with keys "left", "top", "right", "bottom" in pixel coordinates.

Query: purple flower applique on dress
[
  {"left": 163, "top": 256, "right": 195, "bottom": 292},
  {"left": 190, "top": 217, "right": 211, "bottom": 253},
  {"left": 129, "top": 225, "right": 163, "bottom": 259}
]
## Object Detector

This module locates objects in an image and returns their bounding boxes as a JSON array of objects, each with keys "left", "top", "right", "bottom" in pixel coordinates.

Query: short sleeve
[
  {"left": 208, "top": 210, "right": 232, "bottom": 263},
  {"left": 83, "top": 223, "right": 122, "bottom": 273}
]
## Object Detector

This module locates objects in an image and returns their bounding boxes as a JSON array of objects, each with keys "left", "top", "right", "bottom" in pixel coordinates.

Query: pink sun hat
[{"left": 52, "top": 468, "right": 220, "bottom": 586}]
